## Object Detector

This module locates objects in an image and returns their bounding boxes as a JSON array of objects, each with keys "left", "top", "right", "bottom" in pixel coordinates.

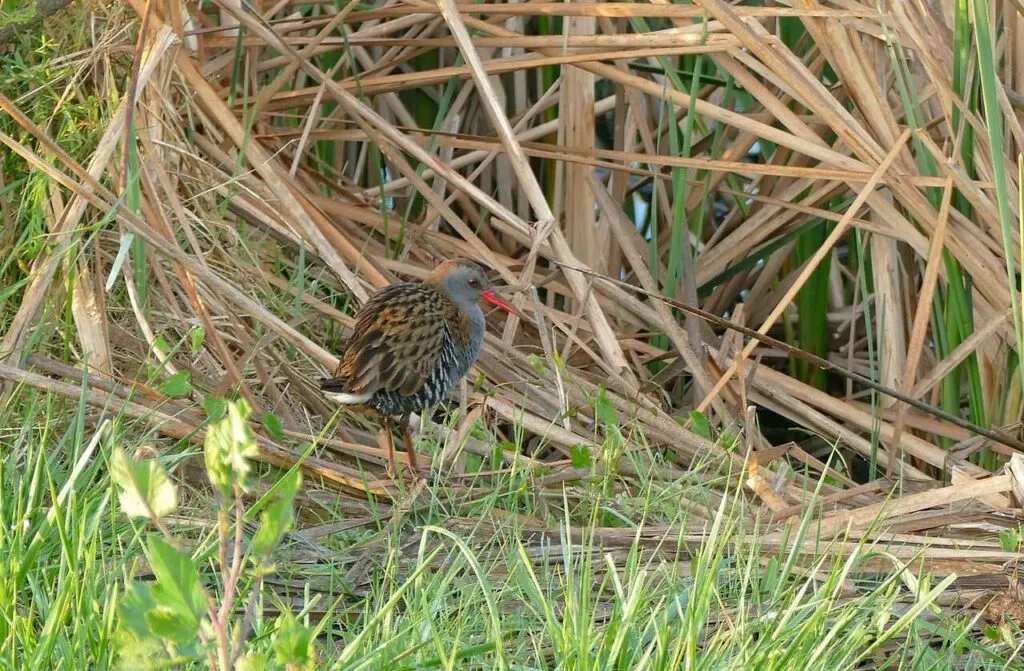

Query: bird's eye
[{"left": 468, "top": 278, "right": 480, "bottom": 287}]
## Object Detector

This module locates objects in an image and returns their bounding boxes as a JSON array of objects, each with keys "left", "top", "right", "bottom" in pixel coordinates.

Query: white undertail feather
[{"left": 323, "top": 391, "right": 374, "bottom": 405}]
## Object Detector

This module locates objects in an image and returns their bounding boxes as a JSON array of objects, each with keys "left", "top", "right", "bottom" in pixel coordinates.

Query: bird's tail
[
  {"left": 320, "top": 377, "right": 374, "bottom": 405},
  {"left": 319, "top": 376, "right": 347, "bottom": 392}
]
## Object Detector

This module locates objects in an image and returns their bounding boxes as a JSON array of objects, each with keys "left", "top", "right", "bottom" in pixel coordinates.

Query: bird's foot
[
  {"left": 394, "top": 462, "right": 430, "bottom": 484},
  {"left": 412, "top": 465, "right": 434, "bottom": 484},
  {"left": 382, "top": 461, "right": 430, "bottom": 484}
]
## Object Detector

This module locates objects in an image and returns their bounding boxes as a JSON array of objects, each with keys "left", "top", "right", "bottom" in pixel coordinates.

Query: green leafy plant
[{"left": 112, "top": 399, "right": 310, "bottom": 669}]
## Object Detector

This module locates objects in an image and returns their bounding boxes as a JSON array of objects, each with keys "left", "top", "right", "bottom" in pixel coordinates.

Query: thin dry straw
[{"left": 547, "top": 261, "right": 1024, "bottom": 453}]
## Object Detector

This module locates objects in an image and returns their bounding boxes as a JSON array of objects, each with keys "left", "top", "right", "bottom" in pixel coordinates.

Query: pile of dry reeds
[{"left": 2, "top": 0, "right": 1024, "bottom": 621}]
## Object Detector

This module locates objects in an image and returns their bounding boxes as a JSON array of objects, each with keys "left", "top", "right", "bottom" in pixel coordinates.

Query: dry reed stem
[{"left": 694, "top": 130, "right": 911, "bottom": 417}]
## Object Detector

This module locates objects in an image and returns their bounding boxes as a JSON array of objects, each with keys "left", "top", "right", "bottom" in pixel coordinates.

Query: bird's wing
[{"left": 325, "top": 283, "right": 448, "bottom": 398}]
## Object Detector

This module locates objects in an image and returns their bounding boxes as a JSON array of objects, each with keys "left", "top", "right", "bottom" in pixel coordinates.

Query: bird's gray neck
[
  {"left": 461, "top": 301, "right": 485, "bottom": 345},
  {"left": 441, "top": 276, "right": 486, "bottom": 351}
]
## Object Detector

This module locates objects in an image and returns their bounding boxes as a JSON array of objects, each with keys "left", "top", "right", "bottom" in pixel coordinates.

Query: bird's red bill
[{"left": 481, "top": 289, "right": 520, "bottom": 316}]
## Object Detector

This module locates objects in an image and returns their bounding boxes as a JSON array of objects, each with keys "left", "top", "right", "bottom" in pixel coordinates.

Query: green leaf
[
  {"left": 251, "top": 469, "right": 301, "bottom": 556},
  {"left": 115, "top": 582, "right": 169, "bottom": 666},
  {"left": 110, "top": 448, "right": 177, "bottom": 520},
  {"left": 570, "top": 444, "right": 592, "bottom": 469},
  {"left": 117, "top": 581, "right": 157, "bottom": 639},
  {"left": 145, "top": 605, "right": 198, "bottom": 643},
  {"left": 0, "top": 4, "right": 39, "bottom": 25},
  {"left": 204, "top": 395, "right": 227, "bottom": 423},
  {"left": 115, "top": 579, "right": 202, "bottom": 664},
  {"left": 153, "top": 334, "right": 171, "bottom": 357},
  {"left": 236, "top": 653, "right": 269, "bottom": 671},
  {"left": 274, "top": 611, "right": 314, "bottom": 669},
  {"left": 999, "top": 527, "right": 1020, "bottom": 552},
  {"left": 262, "top": 412, "right": 285, "bottom": 442},
  {"left": 595, "top": 387, "right": 618, "bottom": 428},
  {"left": 157, "top": 370, "right": 192, "bottom": 398},
  {"left": 205, "top": 398, "right": 260, "bottom": 496},
  {"left": 147, "top": 536, "right": 206, "bottom": 629},
  {"left": 469, "top": 419, "right": 491, "bottom": 441},
  {"left": 688, "top": 410, "right": 713, "bottom": 441},
  {"left": 190, "top": 325, "right": 206, "bottom": 356}
]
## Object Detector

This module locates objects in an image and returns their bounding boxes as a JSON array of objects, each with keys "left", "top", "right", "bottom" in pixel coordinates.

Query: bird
[{"left": 320, "top": 258, "right": 518, "bottom": 479}]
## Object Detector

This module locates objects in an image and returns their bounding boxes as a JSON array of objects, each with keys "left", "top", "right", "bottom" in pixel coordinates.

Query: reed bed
[{"left": 3, "top": 0, "right": 1024, "bottom": 661}]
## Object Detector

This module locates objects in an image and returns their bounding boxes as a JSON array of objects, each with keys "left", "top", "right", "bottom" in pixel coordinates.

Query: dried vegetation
[{"left": 4, "top": 0, "right": 1024, "bottom": 648}]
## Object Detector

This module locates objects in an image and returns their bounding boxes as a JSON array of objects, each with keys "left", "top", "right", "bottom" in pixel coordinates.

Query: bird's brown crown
[{"left": 425, "top": 258, "right": 484, "bottom": 284}]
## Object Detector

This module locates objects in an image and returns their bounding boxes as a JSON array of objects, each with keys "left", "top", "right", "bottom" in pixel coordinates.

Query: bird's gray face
[
  {"left": 443, "top": 263, "right": 491, "bottom": 306},
  {"left": 442, "top": 263, "right": 517, "bottom": 315}
]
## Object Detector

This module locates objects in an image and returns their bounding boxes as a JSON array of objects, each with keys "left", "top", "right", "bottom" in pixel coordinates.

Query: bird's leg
[
  {"left": 380, "top": 416, "right": 397, "bottom": 479},
  {"left": 400, "top": 413, "right": 426, "bottom": 480}
]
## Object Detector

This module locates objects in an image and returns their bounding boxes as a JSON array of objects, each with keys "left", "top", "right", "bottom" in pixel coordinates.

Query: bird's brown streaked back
[
  {"left": 331, "top": 282, "right": 448, "bottom": 401},
  {"left": 321, "top": 257, "right": 515, "bottom": 416}
]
